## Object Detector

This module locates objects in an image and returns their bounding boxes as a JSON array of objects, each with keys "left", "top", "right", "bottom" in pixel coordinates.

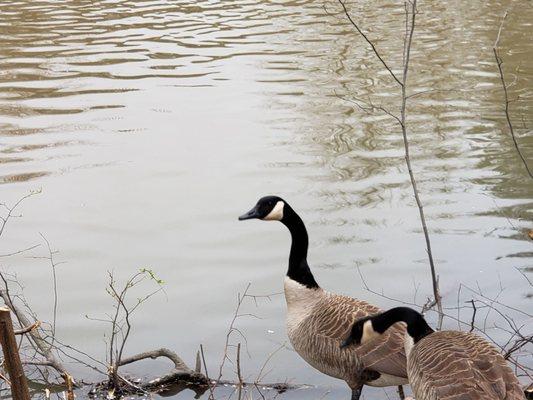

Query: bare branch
[
  {"left": 118, "top": 348, "right": 189, "bottom": 371},
  {"left": 0, "top": 191, "right": 40, "bottom": 238},
  {"left": 335, "top": 90, "right": 402, "bottom": 125},
  {"left": 398, "top": 0, "right": 444, "bottom": 328},
  {"left": 336, "top": 0, "right": 443, "bottom": 326},
  {"left": 255, "top": 343, "right": 286, "bottom": 384},
  {"left": 14, "top": 321, "right": 41, "bottom": 335},
  {"left": 337, "top": 0, "right": 402, "bottom": 86},
  {"left": 459, "top": 283, "right": 532, "bottom": 318},
  {"left": 468, "top": 300, "right": 477, "bottom": 333},
  {"left": 200, "top": 344, "right": 215, "bottom": 399},
  {"left": 493, "top": 10, "right": 533, "bottom": 179},
  {"left": 38, "top": 233, "right": 59, "bottom": 341},
  {"left": 0, "top": 244, "right": 40, "bottom": 258},
  {"left": 236, "top": 343, "right": 243, "bottom": 400},
  {"left": 216, "top": 283, "right": 252, "bottom": 384},
  {"left": 406, "top": 88, "right": 460, "bottom": 99}
]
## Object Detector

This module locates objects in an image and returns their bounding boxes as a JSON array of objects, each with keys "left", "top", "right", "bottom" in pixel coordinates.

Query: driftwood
[
  {"left": 120, "top": 348, "right": 208, "bottom": 389},
  {"left": 0, "top": 307, "right": 31, "bottom": 400},
  {"left": 88, "top": 346, "right": 308, "bottom": 399},
  {"left": 90, "top": 347, "right": 208, "bottom": 397}
]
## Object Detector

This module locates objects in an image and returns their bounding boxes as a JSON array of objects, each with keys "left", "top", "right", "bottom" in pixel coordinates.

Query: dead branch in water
[
  {"left": 493, "top": 10, "right": 533, "bottom": 180},
  {"left": 337, "top": 0, "right": 444, "bottom": 328},
  {"left": 90, "top": 347, "right": 209, "bottom": 396},
  {"left": 118, "top": 347, "right": 207, "bottom": 390}
]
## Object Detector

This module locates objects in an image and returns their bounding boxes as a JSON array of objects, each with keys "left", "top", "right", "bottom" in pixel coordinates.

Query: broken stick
[{"left": 0, "top": 306, "right": 31, "bottom": 400}]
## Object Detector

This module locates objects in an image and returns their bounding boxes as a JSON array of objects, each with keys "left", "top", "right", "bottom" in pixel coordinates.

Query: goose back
[{"left": 409, "top": 331, "right": 525, "bottom": 400}]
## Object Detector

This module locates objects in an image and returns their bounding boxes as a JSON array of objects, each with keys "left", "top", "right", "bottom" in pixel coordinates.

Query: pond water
[{"left": 1, "top": 0, "right": 532, "bottom": 398}]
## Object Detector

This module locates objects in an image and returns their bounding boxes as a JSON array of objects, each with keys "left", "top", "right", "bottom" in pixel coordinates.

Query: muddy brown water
[{"left": 0, "top": 0, "right": 532, "bottom": 398}]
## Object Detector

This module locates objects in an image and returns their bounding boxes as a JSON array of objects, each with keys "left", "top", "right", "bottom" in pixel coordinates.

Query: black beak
[{"left": 238, "top": 207, "right": 261, "bottom": 221}]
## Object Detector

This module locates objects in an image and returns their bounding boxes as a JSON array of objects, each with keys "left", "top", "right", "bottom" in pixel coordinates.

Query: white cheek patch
[
  {"left": 263, "top": 201, "right": 284, "bottom": 221},
  {"left": 361, "top": 320, "right": 380, "bottom": 343},
  {"left": 404, "top": 334, "right": 415, "bottom": 358}
]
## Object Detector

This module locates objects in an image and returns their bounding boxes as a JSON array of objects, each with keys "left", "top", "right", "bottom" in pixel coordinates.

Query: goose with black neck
[
  {"left": 239, "top": 195, "right": 408, "bottom": 400},
  {"left": 342, "top": 307, "right": 526, "bottom": 400}
]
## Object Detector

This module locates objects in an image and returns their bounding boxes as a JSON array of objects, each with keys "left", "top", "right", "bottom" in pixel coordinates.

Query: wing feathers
[
  {"left": 289, "top": 292, "right": 408, "bottom": 384},
  {"left": 409, "top": 331, "right": 525, "bottom": 400}
]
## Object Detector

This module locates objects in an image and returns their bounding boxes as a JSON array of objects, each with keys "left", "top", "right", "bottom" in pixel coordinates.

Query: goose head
[
  {"left": 340, "top": 316, "right": 380, "bottom": 348},
  {"left": 340, "top": 307, "right": 435, "bottom": 355},
  {"left": 238, "top": 195, "right": 286, "bottom": 222}
]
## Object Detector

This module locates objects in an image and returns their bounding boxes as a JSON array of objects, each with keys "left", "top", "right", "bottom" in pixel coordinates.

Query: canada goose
[
  {"left": 341, "top": 307, "right": 526, "bottom": 400},
  {"left": 239, "top": 196, "right": 408, "bottom": 400}
]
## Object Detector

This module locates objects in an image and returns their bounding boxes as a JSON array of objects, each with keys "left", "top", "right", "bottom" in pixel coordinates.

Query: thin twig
[
  {"left": 459, "top": 283, "right": 532, "bottom": 318},
  {"left": 469, "top": 300, "right": 477, "bottom": 333},
  {"left": 0, "top": 191, "right": 40, "bottom": 238},
  {"left": 337, "top": 0, "right": 402, "bottom": 86},
  {"left": 254, "top": 382, "right": 266, "bottom": 400},
  {"left": 237, "top": 343, "right": 243, "bottom": 400},
  {"left": 0, "top": 244, "right": 40, "bottom": 258},
  {"left": 216, "top": 283, "right": 252, "bottom": 383},
  {"left": 493, "top": 10, "right": 533, "bottom": 179},
  {"left": 200, "top": 344, "right": 215, "bottom": 400},
  {"left": 39, "top": 233, "right": 59, "bottom": 341},
  {"left": 14, "top": 321, "right": 41, "bottom": 335},
  {"left": 255, "top": 343, "right": 286, "bottom": 384}
]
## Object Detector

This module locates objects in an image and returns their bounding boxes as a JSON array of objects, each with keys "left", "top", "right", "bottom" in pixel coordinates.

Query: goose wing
[
  {"left": 463, "top": 333, "right": 525, "bottom": 400},
  {"left": 313, "top": 294, "right": 408, "bottom": 378},
  {"left": 410, "top": 331, "right": 525, "bottom": 400}
]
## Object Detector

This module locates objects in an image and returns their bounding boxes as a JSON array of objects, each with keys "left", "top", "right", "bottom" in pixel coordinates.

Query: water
[{"left": 0, "top": 0, "right": 532, "bottom": 398}]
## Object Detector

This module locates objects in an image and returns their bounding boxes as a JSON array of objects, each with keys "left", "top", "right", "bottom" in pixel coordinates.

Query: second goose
[
  {"left": 239, "top": 195, "right": 408, "bottom": 400},
  {"left": 341, "top": 306, "right": 526, "bottom": 400}
]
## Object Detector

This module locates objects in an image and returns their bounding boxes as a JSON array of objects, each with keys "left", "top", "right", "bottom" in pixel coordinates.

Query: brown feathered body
[
  {"left": 408, "top": 330, "right": 526, "bottom": 400},
  {"left": 284, "top": 277, "right": 408, "bottom": 389}
]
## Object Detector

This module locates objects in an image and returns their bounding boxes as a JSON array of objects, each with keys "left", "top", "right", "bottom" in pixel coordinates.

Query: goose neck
[
  {"left": 373, "top": 307, "right": 434, "bottom": 344},
  {"left": 281, "top": 206, "right": 319, "bottom": 289}
]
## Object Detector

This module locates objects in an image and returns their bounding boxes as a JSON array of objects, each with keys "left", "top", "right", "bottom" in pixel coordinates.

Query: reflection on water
[{"left": 0, "top": 0, "right": 532, "bottom": 398}]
